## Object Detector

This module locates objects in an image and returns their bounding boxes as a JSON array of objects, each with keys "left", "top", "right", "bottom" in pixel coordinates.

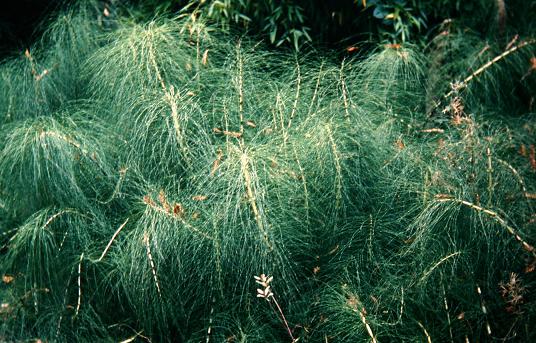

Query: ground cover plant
[{"left": 1, "top": 1, "right": 536, "bottom": 342}]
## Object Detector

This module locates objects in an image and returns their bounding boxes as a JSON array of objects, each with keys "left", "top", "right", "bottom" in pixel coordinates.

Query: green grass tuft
[{"left": 1, "top": 2, "right": 535, "bottom": 342}]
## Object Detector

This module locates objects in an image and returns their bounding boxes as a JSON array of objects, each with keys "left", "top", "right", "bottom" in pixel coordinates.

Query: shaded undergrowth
[{"left": 1, "top": 2, "right": 535, "bottom": 342}]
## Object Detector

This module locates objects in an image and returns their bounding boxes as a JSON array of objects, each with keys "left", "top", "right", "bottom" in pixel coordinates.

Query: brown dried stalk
[
  {"left": 254, "top": 274, "right": 296, "bottom": 342},
  {"left": 530, "top": 145, "right": 536, "bottom": 171},
  {"left": 213, "top": 127, "right": 242, "bottom": 138}
]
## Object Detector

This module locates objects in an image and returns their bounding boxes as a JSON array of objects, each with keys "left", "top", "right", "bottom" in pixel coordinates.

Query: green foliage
[
  {"left": 360, "top": 0, "right": 427, "bottom": 43},
  {"left": 0, "top": 113, "right": 113, "bottom": 214},
  {"left": 141, "top": 0, "right": 536, "bottom": 49},
  {"left": 135, "top": 0, "right": 312, "bottom": 50},
  {"left": 187, "top": 0, "right": 312, "bottom": 50},
  {"left": 1, "top": 1, "right": 536, "bottom": 342}
]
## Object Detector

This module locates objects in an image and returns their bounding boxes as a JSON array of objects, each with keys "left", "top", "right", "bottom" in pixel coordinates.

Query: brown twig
[{"left": 255, "top": 274, "right": 296, "bottom": 342}]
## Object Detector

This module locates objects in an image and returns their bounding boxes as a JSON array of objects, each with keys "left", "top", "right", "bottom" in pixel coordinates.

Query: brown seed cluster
[
  {"left": 143, "top": 190, "right": 186, "bottom": 218},
  {"left": 499, "top": 273, "right": 526, "bottom": 314}
]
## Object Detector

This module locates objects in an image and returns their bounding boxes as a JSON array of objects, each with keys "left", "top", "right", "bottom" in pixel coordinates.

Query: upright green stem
[
  {"left": 237, "top": 41, "right": 244, "bottom": 137},
  {"left": 486, "top": 147, "right": 493, "bottom": 207}
]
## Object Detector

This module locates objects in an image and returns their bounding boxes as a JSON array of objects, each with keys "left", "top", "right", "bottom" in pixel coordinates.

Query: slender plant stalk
[
  {"left": 287, "top": 61, "right": 301, "bottom": 130},
  {"left": 437, "top": 198, "right": 536, "bottom": 257},
  {"left": 56, "top": 267, "right": 75, "bottom": 338},
  {"left": 237, "top": 41, "right": 244, "bottom": 136},
  {"left": 40, "top": 131, "right": 87, "bottom": 154},
  {"left": 442, "top": 39, "right": 536, "bottom": 101},
  {"left": 326, "top": 126, "right": 343, "bottom": 210},
  {"left": 75, "top": 253, "right": 84, "bottom": 317},
  {"left": 43, "top": 209, "right": 78, "bottom": 229},
  {"left": 486, "top": 147, "right": 493, "bottom": 207},
  {"left": 417, "top": 321, "right": 432, "bottom": 343},
  {"left": 495, "top": 158, "right": 533, "bottom": 211},
  {"left": 241, "top": 153, "right": 272, "bottom": 250},
  {"left": 205, "top": 296, "right": 215, "bottom": 343},
  {"left": 463, "top": 39, "right": 535, "bottom": 85},
  {"left": 255, "top": 275, "right": 296, "bottom": 342},
  {"left": 420, "top": 252, "right": 461, "bottom": 283},
  {"left": 165, "top": 85, "right": 192, "bottom": 168},
  {"left": 442, "top": 281, "right": 454, "bottom": 343},
  {"left": 148, "top": 39, "right": 166, "bottom": 91},
  {"left": 143, "top": 232, "right": 162, "bottom": 298},
  {"left": 339, "top": 59, "right": 350, "bottom": 120},
  {"left": 276, "top": 93, "right": 289, "bottom": 143},
  {"left": 270, "top": 296, "right": 296, "bottom": 342},
  {"left": 292, "top": 146, "right": 309, "bottom": 224},
  {"left": 358, "top": 306, "right": 377, "bottom": 343},
  {"left": 98, "top": 218, "right": 129, "bottom": 261},
  {"left": 476, "top": 284, "right": 492, "bottom": 336},
  {"left": 308, "top": 61, "right": 324, "bottom": 116}
]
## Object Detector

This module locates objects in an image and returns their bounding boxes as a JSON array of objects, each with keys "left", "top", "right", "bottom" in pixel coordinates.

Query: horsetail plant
[{"left": 0, "top": 0, "right": 535, "bottom": 341}]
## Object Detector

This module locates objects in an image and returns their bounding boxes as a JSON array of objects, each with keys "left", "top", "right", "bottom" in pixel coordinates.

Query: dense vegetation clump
[{"left": 1, "top": 1, "right": 535, "bottom": 342}]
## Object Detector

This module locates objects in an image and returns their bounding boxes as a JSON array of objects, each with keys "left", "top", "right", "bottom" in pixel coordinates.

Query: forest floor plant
[{"left": 0, "top": 1, "right": 535, "bottom": 342}]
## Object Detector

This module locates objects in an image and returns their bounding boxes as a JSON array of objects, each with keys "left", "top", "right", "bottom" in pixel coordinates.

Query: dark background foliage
[
  {"left": 0, "top": 0, "right": 63, "bottom": 55},
  {"left": 2, "top": 0, "right": 535, "bottom": 55}
]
